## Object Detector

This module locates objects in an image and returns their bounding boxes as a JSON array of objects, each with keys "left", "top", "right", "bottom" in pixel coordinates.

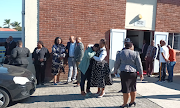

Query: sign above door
[{"left": 134, "top": 20, "right": 146, "bottom": 27}]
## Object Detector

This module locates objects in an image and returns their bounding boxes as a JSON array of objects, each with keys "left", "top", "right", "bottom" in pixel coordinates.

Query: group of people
[
  {"left": 141, "top": 39, "right": 176, "bottom": 82},
  {"left": 3, "top": 35, "right": 176, "bottom": 108},
  {"left": 4, "top": 36, "right": 30, "bottom": 68},
  {"left": 113, "top": 38, "right": 176, "bottom": 107},
  {"left": 50, "top": 36, "right": 113, "bottom": 98},
  {"left": 3, "top": 36, "right": 113, "bottom": 98}
]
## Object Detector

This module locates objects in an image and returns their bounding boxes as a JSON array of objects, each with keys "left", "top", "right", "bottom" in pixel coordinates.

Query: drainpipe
[{"left": 22, "top": 0, "right": 25, "bottom": 47}]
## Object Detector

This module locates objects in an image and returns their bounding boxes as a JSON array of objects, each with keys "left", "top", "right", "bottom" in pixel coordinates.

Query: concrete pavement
[
  {"left": 8, "top": 78, "right": 162, "bottom": 108},
  {"left": 137, "top": 74, "right": 180, "bottom": 108}
]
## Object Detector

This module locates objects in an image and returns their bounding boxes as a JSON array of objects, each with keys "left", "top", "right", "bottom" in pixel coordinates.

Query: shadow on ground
[{"left": 138, "top": 75, "right": 180, "bottom": 92}]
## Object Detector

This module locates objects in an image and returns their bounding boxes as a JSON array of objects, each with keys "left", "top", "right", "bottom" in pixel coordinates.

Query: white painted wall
[
  {"left": 25, "top": 0, "right": 38, "bottom": 74},
  {"left": 125, "top": 0, "right": 157, "bottom": 30}
]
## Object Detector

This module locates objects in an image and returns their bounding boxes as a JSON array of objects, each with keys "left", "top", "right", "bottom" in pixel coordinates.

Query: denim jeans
[
  {"left": 67, "top": 57, "right": 77, "bottom": 82},
  {"left": 161, "top": 63, "right": 167, "bottom": 81},
  {"left": 167, "top": 61, "right": 176, "bottom": 81}
]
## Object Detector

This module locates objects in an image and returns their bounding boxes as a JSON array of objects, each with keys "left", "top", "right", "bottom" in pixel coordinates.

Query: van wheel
[{"left": 0, "top": 88, "right": 10, "bottom": 108}]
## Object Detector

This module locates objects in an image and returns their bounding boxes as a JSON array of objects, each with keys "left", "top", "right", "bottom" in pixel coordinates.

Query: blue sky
[{"left": 0, "top": 0, "right": 22, "bottom": 28}]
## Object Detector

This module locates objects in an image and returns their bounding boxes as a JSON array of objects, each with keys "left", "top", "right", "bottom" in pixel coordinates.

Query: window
[
  {"left": 168, "top": 33, "right": 180, "bottom": 50},
  {"left": 0, "top": 38, "right": 21, "bottom": 43}
]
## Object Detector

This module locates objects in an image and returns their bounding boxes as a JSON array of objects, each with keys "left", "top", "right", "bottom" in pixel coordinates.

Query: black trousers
[
  {"left": 161, "top": 63, "right": 167, "bottom": 81},
  {"left": 80, "top": 68, "right": 92, "bottom": 91},
  {"left": 35, "top": 64, "right": 46, "bottom": 85},
  {"left": 14, "top": 64, "right": 28, "bottom": 68}
]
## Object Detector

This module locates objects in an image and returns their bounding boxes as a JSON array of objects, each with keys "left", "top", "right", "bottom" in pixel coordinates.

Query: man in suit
[
  {"left": 74, "top": 37, "right": 84, "bottom": 87},
  {"left": 4, "top": 36, "right": 16, "bottom": 64},
  {"left": 66, "top": 36, "right": 77, "bottom": 83},
  {"left": 141, "top": 40, "right": 149, "bottom": 70},
  {"left": 11, "top": 40, "right": 30, "bottom": 68}
]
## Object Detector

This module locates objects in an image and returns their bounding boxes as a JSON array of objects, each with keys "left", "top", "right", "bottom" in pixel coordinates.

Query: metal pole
[
  {"left": 22, "top": 0, "right": 25, "bottom": 47},
  {"left": 159, "top": 62, "right": 162, "bottom": 81}
]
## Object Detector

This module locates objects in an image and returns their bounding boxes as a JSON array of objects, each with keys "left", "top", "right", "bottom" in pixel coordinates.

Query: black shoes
[
  {"left": 120, "top": 102, "right": 136, "bottom": 108},
  {"left": 120, "top": 104, "right": 129, "bottom": 108},
  {"left": 118, "top": 90, "right": 122, "bottom": 93},
  {"left": 129, "top": 102, "right": 136, "bottom": 107}
]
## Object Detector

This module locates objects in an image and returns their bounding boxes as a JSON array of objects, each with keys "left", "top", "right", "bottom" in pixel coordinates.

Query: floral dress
[
  {"left": 91, "top": 49, "right": 113, "bottom": 88},
  {"left": 52, "top": 44, "right": 66, "bottom": 75}
]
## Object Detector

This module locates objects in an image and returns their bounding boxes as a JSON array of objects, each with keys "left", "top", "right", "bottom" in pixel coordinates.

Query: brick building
[{"left": 25, "top": 0, "right": 180, "bottom": 81}]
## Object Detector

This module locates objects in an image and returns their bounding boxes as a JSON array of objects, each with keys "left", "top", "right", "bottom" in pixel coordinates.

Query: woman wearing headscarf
[
  {"left": 91, "top": 39, "right": 112, "bottom": 98},
  {"left": 114, "top": 42, "right": 144, "bottom": 108},
  {"left": 52, "top": 37, "right": 66, "bottom": 85},
  {"left": 32, "top": 41, "right": 50, "bottom": 85}
]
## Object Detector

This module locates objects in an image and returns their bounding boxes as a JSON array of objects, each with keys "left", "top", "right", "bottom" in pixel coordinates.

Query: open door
[
  {"left": 154, "top": 32, "right": 169, "bottom": 73},
  {"left": 109, "top": 29, "right": 126, "bottom": 73}
]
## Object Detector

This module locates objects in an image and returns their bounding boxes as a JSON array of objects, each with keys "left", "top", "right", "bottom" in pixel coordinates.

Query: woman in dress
[
  {"left": 32, "top": 41, "right": 50, "bottom": 85},
  {"left": 91, "top": 39, "right": 112, "bottom": 98},
  {"left": 114, "top": 42, "right": 144, "bottom": 108},
  {"left": 52, "top": 37, "right": 66, "bottom": 85}
]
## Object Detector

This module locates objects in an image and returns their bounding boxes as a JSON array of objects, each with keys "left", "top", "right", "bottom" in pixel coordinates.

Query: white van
[{"left": 0, "top": 31, "right": 22, "bottom": 62}]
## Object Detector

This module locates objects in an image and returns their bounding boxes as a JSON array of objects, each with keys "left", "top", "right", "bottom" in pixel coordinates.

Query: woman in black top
[{"left": 32, "top": 41, "right": 50, "bottom": 85}]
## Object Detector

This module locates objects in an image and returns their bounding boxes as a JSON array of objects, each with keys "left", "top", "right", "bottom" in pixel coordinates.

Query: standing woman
[
  {"left": 32, "top": 41, "right": 50, "bottom": 85},
  {"left": 52, "top": 37, "right": 66, "bottom": 85},
  {"left": 91, "top": 39, "right": 112, "bottom": 98},
  {"left": 114, "top": 42, "right": 144, "bottom": 108}
]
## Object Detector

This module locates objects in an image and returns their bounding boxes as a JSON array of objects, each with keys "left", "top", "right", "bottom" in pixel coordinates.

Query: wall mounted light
[{"left": 138, "top": 14, "right": 142, "bottom": 19}]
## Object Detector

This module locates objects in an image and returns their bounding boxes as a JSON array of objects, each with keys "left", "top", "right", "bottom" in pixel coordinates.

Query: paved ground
[
  {"left": 8, "top": 77, "right": 162, "bottom": 108},
  {"left": 137, "top": 74, "right": 180, "bottom": 108}
]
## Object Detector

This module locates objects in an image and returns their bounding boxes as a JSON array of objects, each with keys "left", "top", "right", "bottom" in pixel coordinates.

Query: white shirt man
[
  {"left": 160, "top": 46, "right": 169, "bottom": 63},
  {"left": 159, "top": 40, "right": 169, "bottom": 81}
]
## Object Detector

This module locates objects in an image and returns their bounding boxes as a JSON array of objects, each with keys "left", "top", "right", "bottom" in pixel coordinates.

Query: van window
[{"left": 0, "top": 38, "right": 21, "bottom": 43}]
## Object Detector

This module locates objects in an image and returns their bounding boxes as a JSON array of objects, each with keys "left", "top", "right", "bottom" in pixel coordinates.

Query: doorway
[{"left": 126, "top": 30, "right": 153, "bottom": 70}]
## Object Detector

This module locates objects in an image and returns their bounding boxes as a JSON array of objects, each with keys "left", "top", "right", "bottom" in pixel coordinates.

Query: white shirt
[
  {"left": 159, "top": 46, "right": 169, "bottom": 63},
  {"left": 69, "top": 42, "right": 76, "bottom": 57},
  {"left": 93, "top": 47, "right": 107, "bottom": 62}
]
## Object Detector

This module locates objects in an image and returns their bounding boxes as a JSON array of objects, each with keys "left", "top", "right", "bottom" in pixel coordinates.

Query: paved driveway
[{"left": 8, "top": 78, "right": 161, "bottom": 108}]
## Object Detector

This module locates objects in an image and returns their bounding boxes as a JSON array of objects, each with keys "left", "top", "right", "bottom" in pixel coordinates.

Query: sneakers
[
  {"left": 115, "top": 74, "right": 120, "bottom": 78},
  {"left": 85, "top": 92, "right": 92, "bottom": 97},
  {"left": 65, "top": 80, "right": 72, "bottom": 84},
  {"left": 98, "top": 92, "right": 105, "bottom": 98},
  {"left": 71, "top": 79, "right": 76, "bottom": 83}
]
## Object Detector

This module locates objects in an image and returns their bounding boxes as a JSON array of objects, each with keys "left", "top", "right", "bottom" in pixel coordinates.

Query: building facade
[{"left": 25, "top": 0, "right": 180, "bottom": 81}]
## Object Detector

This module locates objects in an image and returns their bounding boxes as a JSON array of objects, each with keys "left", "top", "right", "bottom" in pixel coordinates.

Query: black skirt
[{"left": 120, "top": 71, "right": 137, "bottom": 93}]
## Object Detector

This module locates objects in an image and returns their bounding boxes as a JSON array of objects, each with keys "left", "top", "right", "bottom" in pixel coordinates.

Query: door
[
  {"left": 154, "top": 32, "right": 169, "bottom": 73},
  {"left": 109, "top": 29, "right": 126, "bottom": 73}
]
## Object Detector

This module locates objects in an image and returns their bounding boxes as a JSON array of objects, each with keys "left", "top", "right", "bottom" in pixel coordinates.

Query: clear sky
[{"left": 0, "top": 0, "right": 22, "bottom": 28}]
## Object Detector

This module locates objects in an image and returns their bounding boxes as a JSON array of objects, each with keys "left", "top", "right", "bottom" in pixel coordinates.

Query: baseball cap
[{"left": 124, "top": 38, "right": 131, "bottom": 43}]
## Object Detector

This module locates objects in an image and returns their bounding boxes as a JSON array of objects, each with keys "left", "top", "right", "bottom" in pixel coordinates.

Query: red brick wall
[
  {"left": 156, "top": 0, "right": 180, "bottom": 73},
  {"left": 156, "top": 0, "right": 180, "bottom": 33},
  {"left": 39, "top": 0, "right": 126, "bottom": 81}
]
